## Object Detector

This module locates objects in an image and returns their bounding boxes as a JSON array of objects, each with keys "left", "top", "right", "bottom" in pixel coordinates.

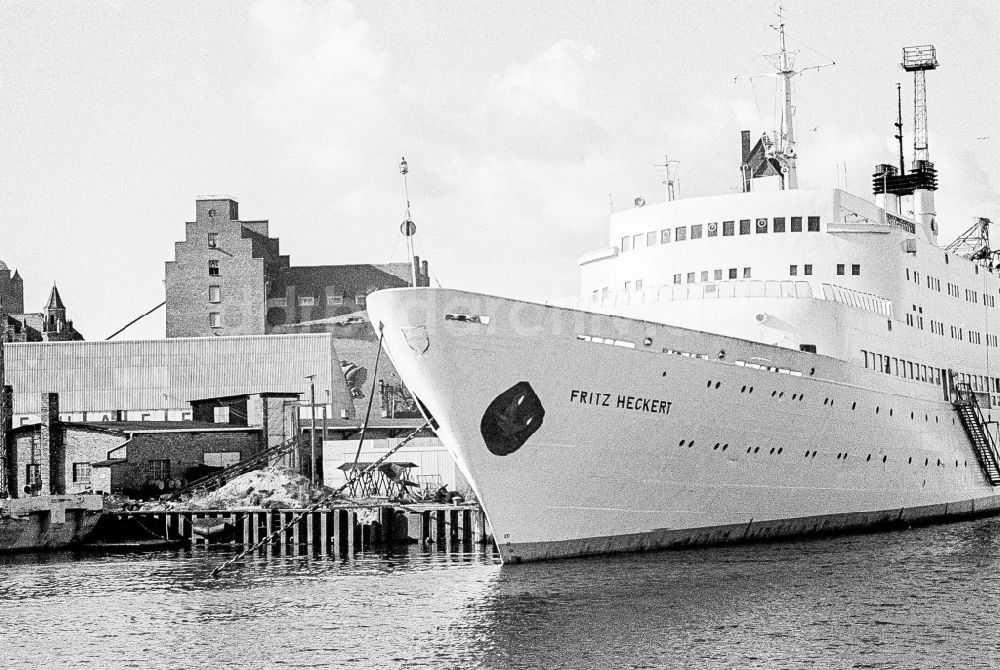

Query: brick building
[{"left": 165, "top": 196, "right": 430, "bottom": 338}]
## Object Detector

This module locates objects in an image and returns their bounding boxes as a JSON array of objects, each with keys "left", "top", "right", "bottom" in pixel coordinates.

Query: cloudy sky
[{"left": 1, "top": 0, "right": 997, "bottom": 339}]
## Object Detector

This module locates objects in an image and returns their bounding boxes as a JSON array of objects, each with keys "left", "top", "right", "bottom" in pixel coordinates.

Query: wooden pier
[{"left": 93, "top": 504, "right": 492, "bottom": 554}]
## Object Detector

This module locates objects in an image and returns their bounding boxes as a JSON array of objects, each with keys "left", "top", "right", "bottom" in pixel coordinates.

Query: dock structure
[{"left": 96, "top": 503, "right": 492, "bottom": 554}]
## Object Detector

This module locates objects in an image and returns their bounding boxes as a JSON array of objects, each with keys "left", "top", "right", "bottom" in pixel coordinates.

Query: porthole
[
  {"left": 741, "top": 385, "right": 747, "bottom": 393},
  {"left": 662, "top": 371, "right": 667, "bottom": 377},
  {"left": 749, "top": 386, "right": 754, "bottom": 394},
  {"left": 908, "top": 457, "right": 912, "bottom": 464},
  {"left": 688, "top": 441, "right": 695, "bottom": 448},
  {"left": 882, "top": 455, "right": 887, "bottom": 463},
  {"left": 769, "top": 447, "right": 775, "bottom": 454},
  {"left": 779, "top": 391, "right": 785, "bottom": 399},
  {"left": 771, "top": 390, "right": 777, "bottom": 398},
  {"left": 722, "top": 443, "right": 729, "bottom": 451},
  {"left": 866, "top": 454, "right": 872, "bottom": 461},
  {"left": 809, "top": 367, "right": 815, "bottom": 376},
  {"left": 798, "top": 394, "right": 804, "bottom": 402},
  {"left": 707, "top": 380, "right": 713, "bottom": 388},
  {"left": 714, "top": 382, "right": 721, "bottom": 389},
  {"left": 714, "top": 442, "right": 720, "bottom": 450},
  {"left": 777, "top": 447, "right": 783, "bottom": 454},
  {"left": 876, "top": 406, "right": 880, "bottom": 414},
  {"left": 889, "top": 408, "right": 893, "bottom": 417},
  {"left": 955, "top": 460, "right": 959, "bottom": 467},
  {"left": 811, "top": 451, "right": 817, "bottom": 458},
  {"left": 679, "top": 439, "right": 686, "bottom": 447},
  {"left": 753, "top": 446, "right": 760, "bottom": 453},
  {"left": 925, "top": 414, "right": 929, "bottom": 421},
  {"left": 852, "top": 402, "right": 857, "bottom": 410},
  {"left": 837, "top": 453, "right": 842, "bottom": 460},
  {"left": 925, "top": 458, "right": 929, "bottom": 466},
  {"left": 937, "top": 459, "right": 941, "bottom": 466},
  {"left": 935, "top": 416, "right": 939, "bottom": 423},
  {"left": 747, "top": 447, "right": 753, "bottom": 454},
  {"left": 911, "top": 411, "right": 915, "bottom": 419},
  {"left": 804, "top": 450, "right": 810, "bottom": 457}
]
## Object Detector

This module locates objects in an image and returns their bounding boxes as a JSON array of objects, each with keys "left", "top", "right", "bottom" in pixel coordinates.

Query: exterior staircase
[
  {"left": 172, "top": 434, "right": 305, "bottom": 499},
  {"left": 953, "top": 383, "right": 1000, "bottom": 485}
]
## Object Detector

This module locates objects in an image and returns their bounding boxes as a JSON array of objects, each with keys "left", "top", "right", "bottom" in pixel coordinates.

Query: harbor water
[{"left": 4, "top": 516, "right": 1000, "bottom": 670}]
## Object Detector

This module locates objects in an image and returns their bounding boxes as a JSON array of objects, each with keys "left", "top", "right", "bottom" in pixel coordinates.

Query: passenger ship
[{"left": 368, "top": 35, "right": 1000, "bottom": 562}]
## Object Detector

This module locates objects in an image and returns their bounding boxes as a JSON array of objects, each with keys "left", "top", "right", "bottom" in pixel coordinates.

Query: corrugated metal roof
[{"left": 3, "top": 333, "right": 354, "bottom": 417}]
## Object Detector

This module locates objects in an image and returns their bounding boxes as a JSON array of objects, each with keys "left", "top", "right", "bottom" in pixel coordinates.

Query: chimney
[
  {"left": 40, "top": 393, "right": 64, "bottom": 495},
  {"left": 420, "top": 260, "right": 429, "bottom": 286},
  {"left": 1, "top": 385, "right": 13, "bottom": 498},
  {"left": 412, "top": 255, "right": 421, "bottom": 287}
]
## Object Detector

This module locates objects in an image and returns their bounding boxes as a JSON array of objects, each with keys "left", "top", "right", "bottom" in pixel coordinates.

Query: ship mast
[{"left": 775, "top": 10, "right": 798, "bottom": 189}]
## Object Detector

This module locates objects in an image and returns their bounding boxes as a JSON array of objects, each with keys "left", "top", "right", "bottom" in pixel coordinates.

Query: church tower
[{"left": 43, "top": 284, "right": 70, "bottom": 338}]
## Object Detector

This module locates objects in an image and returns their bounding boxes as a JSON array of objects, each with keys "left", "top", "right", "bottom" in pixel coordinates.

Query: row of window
[
  {"left": 270, "top": 295, "right": 367, "bottom": 308},
  {"left": 904, "top": 303, "right": 992, "bottom": 346},
  {"left": 908, "top": 268, "right": 999, "bottom": 307},
  {"left": 673, "top": 268, "right": 752, "bottom": 285},
  {"left": 620, "top": 216, "right": 822, "bottom": 252},
  {"left": 861, "top": 350, "right": 1000, "bottom": 394}
]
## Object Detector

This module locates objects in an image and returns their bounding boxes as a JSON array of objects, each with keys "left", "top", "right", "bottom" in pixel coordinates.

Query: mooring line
[{"left": 210, "top": 419, "right": 431, "bottom": 577}]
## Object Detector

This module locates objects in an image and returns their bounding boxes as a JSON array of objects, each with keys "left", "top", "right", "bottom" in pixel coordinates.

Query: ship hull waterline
[{"left": 368, "top": 288, "right": 1000, "bottom": 564}]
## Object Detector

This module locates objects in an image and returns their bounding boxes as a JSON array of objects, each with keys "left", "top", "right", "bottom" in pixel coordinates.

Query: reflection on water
[{"left": 4, "top": 517, "right": 1000, "bottom": 669}]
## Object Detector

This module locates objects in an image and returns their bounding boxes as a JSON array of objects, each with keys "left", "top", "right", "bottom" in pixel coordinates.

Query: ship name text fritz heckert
[{"left": 569, "top": 389, "right": 673, "bottom": 414}]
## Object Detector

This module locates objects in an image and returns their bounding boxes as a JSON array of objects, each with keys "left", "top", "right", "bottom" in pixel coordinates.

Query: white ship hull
[{"left": 369, "top": 288, "right": 1000, "bottom": 563}]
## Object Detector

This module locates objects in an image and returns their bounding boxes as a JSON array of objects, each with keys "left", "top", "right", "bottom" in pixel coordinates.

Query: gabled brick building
[{"left": 165, "top": 196, "right": 430, "bottom": 338}]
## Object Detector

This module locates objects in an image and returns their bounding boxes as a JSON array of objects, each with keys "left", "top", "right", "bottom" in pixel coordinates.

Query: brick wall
[
  {"left": 40, "top": 392, "right": 64, "bottom": 494},
  {"left": 64, "top": 429, "right": 123, "bottom": 494}
]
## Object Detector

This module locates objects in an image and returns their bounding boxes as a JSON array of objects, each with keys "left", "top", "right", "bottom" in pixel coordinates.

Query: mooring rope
[{"left": 210, "top": 419, "right": 431, "bottom": 577}]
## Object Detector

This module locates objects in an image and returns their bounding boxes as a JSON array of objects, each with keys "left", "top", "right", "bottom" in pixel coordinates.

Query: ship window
[
  {"left": 647, "top": 231, "right": 657, "bottom": 247},
  {"left": 743, "top": 267, "right": 751, "bottom": 279},
  {"left": 621, "top": 236, "right": 631, "bottom": 252},
  {"left": 906, "top": 268, "right": 910, "bottom": 280},
  {"left": 836, "top": 264, "right": 845, "bottom": 275},
  {"left": 791, "top": 216, "right": 803, "bottom": 232},
  {"left": 789, "top": 265, "right": 798, "bottom": 276},
  {"left": 804, "top": 264, "right": 812, "bottom": 275},
  {"left": 661, "top": 229, "right": 671, "bottom": 244},
  {"left": 723, "top": 221, "right": 735, "bottom": 236},
  {"left": 686, "top": 272, "right": 695, "bottom": 283},
  {"left": 739, "top": 219, "right": 751, "bottom": 235},
  {"left": 808, "top": 216, "right": 820, "bottom": 231},
  {"left": 729, "top": 268, "right": 737, "bottom": 279},
  {"left": 714, "top": 269, "right": 723, "bottom": 280},
  {"left": 624, "top": 281, "right": 632, "bottom": 293},
  {"left": 676, "top": 227, "right": 687, "bottom": 242},
  {"left": 852, "top": 264, "right": 860, "bottom": 276},
  {"left": 691, "top": 224, "right": 703, "bottom": 239},
  {"left": 633, "top": 234, "right": 643, "bottom": 249},
  {"left": 756, "top": 218, "right": 768, "bottom": 233},
  {"left": 673, "top": 274, "right": 682, "bottom": 285},
  {"left": 591, "top": 290, "right": 599, "bottom": 302},
  {"left": 773, "top": 217, "right": 786, "bottom": 233},
  {"left": 636, "top": 279, "right": 643, "bottom": 291},
  {"left": 700, "top": 271, "right": 709, "bottom": 282},
  {"left": 707, "top": 222, "right": 719, "bottom": 237}
]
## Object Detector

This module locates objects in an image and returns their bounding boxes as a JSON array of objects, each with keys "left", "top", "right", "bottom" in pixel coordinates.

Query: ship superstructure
[{"left": 368, "top": 37, "right": 1000, "bottom": 563}]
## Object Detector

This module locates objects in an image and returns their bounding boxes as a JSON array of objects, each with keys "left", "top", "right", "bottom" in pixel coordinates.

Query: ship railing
[{"left": 588, "top": 280, "right": 893, "bottom": 318}]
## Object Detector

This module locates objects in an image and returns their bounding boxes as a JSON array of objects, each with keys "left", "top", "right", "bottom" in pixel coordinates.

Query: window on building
[
  {"left": 25, "top": 464, "right": 40, "bottom": 491},
  {"left": 691, "top": 224, "right": 703, "bottom": 239},
  {"left": 714, "top": 269, "right": 723, "bottom": 280},
  {"left": 723, "top": 221, "right": 735, "bottom": 236},
  {"left": 804, "top": 264, "right": 813, "bottom": 275},
  {"left": 356, "top": 294, "right": 367, "bottom": 307},
  {"left": 700, "top": 271, "right": 709, "bottom": 282},
  {"left": 852, "top": 264, "right": 861, "bottom": 276},
  {"left": 836, "top": 264, "right": 845, "bottom": 276},
  {"left": 147, "top": 459, "right": 171, "bottom": 481},
  {"left": 773, "top": 217, "right": 786, "bottom": 233},
  {"left": 208, "top": 285, "right": 221, "bottom": 303},
  {"left": 789, "top": 265, "right": 798, "bottom": 276},
  {"left": 791, "top": 216, "right": 803, "bottom": 232},
  {"left": 327, "top": 294, "right": 344, "bottom": 305},
  {"left": 707, "top": 222, "right": 719, "bottom": 237},
  {"left": 646, "top": 231, "right": 657, "bottom": 247},
  {"left": 72, "top": 462, "right": 92, "bottom": 483},
  {"left": 673, "top": 274, "right": 682, "bottom": 285},
  {"left": 204, "top": 452, "right": 241, "bottom": 468},
  {"left": 661, "top": 229, "right": 671, "bottom": 244},
  {"left": 808, "top": 216, "right": 820, "bottom": 232},
  {"left": 686, "top": 272, "right": 695, "bottom": 283},
  {"left": 208, "top": 260, "right": 220, "bottom": 276},
  {"left": 675, "top": 227, "right": 687, "bottom": 242},
  {"left": 729, "top": 268, "right": 737, "bottom": 279},
  {"left": 207, "top": 233, "right": 218, "bottom": 248},
  {"left": 209, "top": 312, "right": 222, "bottom": 328},
  {"left": 739, "top": 219, "right": 751, "bottom": 235},
  {"left": 755, "top": 218, "right": 768, "bottom": 233},
  {"left": 621, "top": 236, "right": 631, "bottom": 252},
  {"left": 742, "top": 267, "right": 751, "bottom": 279},
  {"left": 298, "top": 296, "right": 315, "bottom": 306},
  {"left": 213, "top": 406, "right": 230, "bottom": 423}
]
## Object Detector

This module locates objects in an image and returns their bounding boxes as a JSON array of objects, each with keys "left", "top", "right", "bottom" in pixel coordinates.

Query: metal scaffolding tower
[{"left": 902, "top": 45, "right": 939, "bottom": 165}]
